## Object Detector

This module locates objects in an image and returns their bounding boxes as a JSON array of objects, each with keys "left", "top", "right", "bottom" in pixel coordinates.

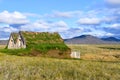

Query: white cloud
[
  {"left": 52, "top": 11, "right": 72, "bottom": 18},
  {"left": 60, "top": 27, "right": 84, "bottom": 39},
  {"left": 1, "top": 8, "right": 120, "bottom": 39},
  {"left": 20, "top": 20, "right": 49, "bottom": 31},
  {"left": 109, "top": 23, "right": 120, "bottom": 29},
  {"left": 77, "top": 18, "right": 101, "bottom": 25},
  {"left": 103, "top": 16, "right": 118, "bottom": 23},
  {"left": 0, "top": 25, "right": 18, "bottom": 33},
  {"left": 92, "top": 32, "right": 114, "bottom": 37},
  {"left": 105, "top": 33, "right": 114, "bottom": 36},
  {"left": 46, "top": 11, "right": 83, "bottom": 18},
  {"left": 20, "top": 20, "right": 68, "bottom": 32},
  {"left": 0, "top": 11, "right": 29, "bottom": 24},
  {"left": 106, "top": 0, "right": 120, "bottom": 5},
  {"left": 51, "top": 21, "right": 68, "bottom": 27}
]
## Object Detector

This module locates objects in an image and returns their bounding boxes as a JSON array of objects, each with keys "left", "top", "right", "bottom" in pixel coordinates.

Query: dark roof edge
[{"left": 19, "top": 31, "right": 26, "bottom": 45}]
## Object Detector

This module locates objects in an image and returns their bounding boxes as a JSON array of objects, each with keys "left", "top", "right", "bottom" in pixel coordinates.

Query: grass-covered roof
[
  {"left": 20, "top": 31, "right": 70, "bottom": 51},
  {"left": 2, "top": 31, "right": 71, "bottom": 58},
  {"left": 21, "top": 31, "right": 64, "bottom": 44}
]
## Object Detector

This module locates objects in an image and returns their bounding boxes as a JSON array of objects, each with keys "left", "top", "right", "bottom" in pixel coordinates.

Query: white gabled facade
[
  {"left": 7, "top": 32, "right": 26, "bottom": 49},
  {"left": 15, "top": 35, "right": 26, "bottom": 49},
  {"left": 7, "top": 35, "right": 15, "bottom": 49}
]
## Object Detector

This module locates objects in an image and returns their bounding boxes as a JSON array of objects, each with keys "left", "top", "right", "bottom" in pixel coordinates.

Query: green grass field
[
  {"left": 68, "top": 44, "right": 120, "bottom": 61},
  {"left": 0, "top": 44, "right": 120, "bottom": 80}
]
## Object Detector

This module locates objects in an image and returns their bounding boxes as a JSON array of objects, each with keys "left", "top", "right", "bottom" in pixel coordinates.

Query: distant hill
[
  {"left": 64, "top": 35, "right": 120, "bottom": 44},
  {"left": 0, "top": 40, "right": 8, "bottom": 45},
  {"left": 101, "top": 37, "right": 120, "bottom": 42}
]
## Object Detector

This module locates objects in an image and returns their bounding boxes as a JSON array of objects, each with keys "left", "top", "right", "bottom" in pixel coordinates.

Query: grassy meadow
[
  {"left": 0, "top": 44, "right": 120, "bottom": 80},
  {"left": 68, "top": 44, "right": 120, "bottom": 61}
]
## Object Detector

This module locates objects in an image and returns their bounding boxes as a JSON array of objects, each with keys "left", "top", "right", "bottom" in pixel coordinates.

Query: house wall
[
  {"left": 7, "top": 36, "right": 15, "bottom": 49},
  {"left": 15, "top": 35, "right": 26, "bottom": 49},
  {"left": 7, "top": 33, "right": 26, "bottom": 49}
]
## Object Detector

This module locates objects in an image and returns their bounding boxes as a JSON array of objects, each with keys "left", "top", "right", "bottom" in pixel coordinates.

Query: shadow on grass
[
  {"left": 63, "top": 58, "right": 81, "bottom": 61},
  {"left": 95, "top": 60, "right": 120, "bottom": 63},
  {"left": 63, "top": 58, "right": 120, "bottom": 63},
  {"left": 98, "top": 47, "right": 120, "bottom": 50}
]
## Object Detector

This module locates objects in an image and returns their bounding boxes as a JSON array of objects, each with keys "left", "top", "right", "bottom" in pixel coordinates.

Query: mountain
[
  {"left": 64, "top": 35, "right": 120, "bottom": 44},
  {"left": 101, "top": 37, "right": 120, "bottom": 42},
  {"left": 0, "top": 40, "right": 8, "bottom": 45}
]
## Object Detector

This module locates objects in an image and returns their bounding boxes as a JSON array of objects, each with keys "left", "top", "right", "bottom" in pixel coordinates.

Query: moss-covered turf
[{"left": 0, "top": 31, "right": 71, "bottom": 58}]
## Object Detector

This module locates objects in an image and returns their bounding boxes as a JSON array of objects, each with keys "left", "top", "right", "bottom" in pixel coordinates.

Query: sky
[{"left": 0, "top": 0, "right": 120, "bottom": 39}]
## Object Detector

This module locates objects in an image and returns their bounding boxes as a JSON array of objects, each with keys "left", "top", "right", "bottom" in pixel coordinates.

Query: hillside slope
[
  {"left": 101, "top": 37, "right": 120, "bottom": 42},
  {"left": 64, "top": 35, "right": 120, "bottom": 44}
]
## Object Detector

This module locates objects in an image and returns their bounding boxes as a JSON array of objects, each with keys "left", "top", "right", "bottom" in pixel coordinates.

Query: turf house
[{"left": 7, "top": 31, "right": 71, "bottom": 58}]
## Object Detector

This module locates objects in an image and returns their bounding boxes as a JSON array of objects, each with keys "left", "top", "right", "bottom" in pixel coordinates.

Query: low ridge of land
[
  {"left": 64, "top": 35, "right": 120, "bottom": 44},
  {"left": 0, "top": 40, "right": 8, "bottom": 45}
]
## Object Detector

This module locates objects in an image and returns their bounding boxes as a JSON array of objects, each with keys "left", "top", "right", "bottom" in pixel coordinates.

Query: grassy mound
[{"left": 0, "top": 31, "right": 71, "bottom": 58}]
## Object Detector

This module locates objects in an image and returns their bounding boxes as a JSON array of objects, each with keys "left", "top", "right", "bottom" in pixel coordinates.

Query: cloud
[
  {"left": 106, "top": 0, "right": 120, "bottom": 5},
  {"left": 52, "top": 11, "right": 72, "bottom": 18},
  {"left": 75, "top": 7, "right": 120, "bottom": 27},
  {"left": 60, "top": 28, "right": 84, "bottom": 39},
  {"left": 49, "top": 21, "right": 68, "bottom": 32},
  {"left": 51, "top": 21, "right": 68, "bottom": 28},
  {"left": 20, "top": 20, "right": 50, "bottom": 31},
  {"left": 105, "top": 33, "right": 114, "bottom": 36},
  {"left": 20, "top": 20, "right": 89, "bottom": 39},
  {"left": 0, "top": 25, "right": 18, "bottom": 40},
  {"left": 102, "top": 23, "right": 120, "bottom": 38},
  {"left": 1, "top": 7, "right": 120, "bottom": 39},
  {"left": 109, "top": 23, "right": 120, "bottom": 29},
  {"left": 77, "top": 18, "right": 101, "bottom": 25},
  {"left": 0, "top": 11, "right": 29, "bottom": 24},
  {"left": 103, "top": 16, "right": 118, "bottom": 23},
  {"left": 104, "top": 28, "right": 120, "bottom": 35},
  {"left": 0, "top": 25, "right": 18, "bottom": 33},
  {"left": 46, "top": 11, "right": 82, "bottom": 18},
  {"left": 20, "top": 20, "right": 68, "bottom": 32}
]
